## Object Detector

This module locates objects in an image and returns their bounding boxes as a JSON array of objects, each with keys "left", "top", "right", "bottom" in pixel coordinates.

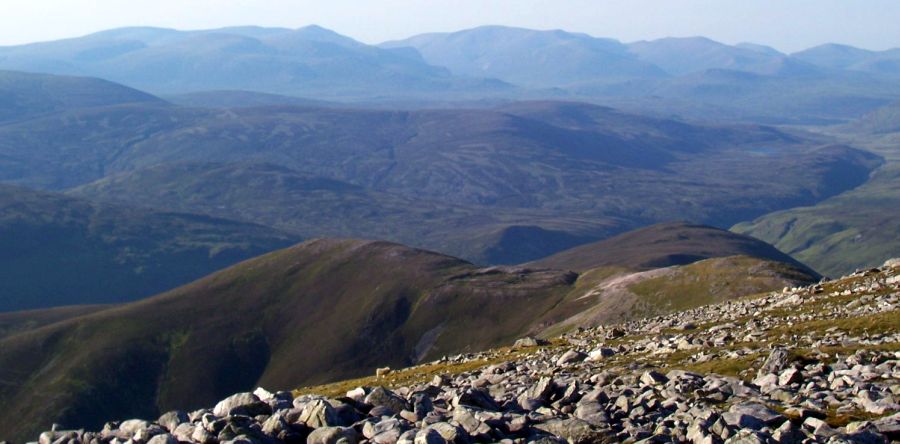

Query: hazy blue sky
[{"left": 1, "top": 0, "right": 899, "bottom": 52}]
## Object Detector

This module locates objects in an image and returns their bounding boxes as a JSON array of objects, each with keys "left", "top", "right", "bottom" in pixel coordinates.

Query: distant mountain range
[
  {"left": 1, "top": 25, "right": 898, "bottom": 442},
  {"left": 1, "top": 25, "right": 900, "bottom": 122},
  {"left": 0, "top": 223, "right": 819, "bottom": 440},
  {"left": 0, "top": 26, "right": 508, "bottom": 99}
]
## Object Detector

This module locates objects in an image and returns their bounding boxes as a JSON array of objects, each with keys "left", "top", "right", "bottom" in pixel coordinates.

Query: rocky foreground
[{"left": 26, "top": 260, "right": 900, "bottom": 444}]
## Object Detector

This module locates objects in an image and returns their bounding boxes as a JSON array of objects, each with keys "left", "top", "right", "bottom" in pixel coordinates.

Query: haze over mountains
[
  {"left": 1, "top": 21, "right": 899, "bottom": 442},
  {"left": 1, "top": 25, "right": 900, "bottom": 121},
  {"left": 0, "top": 71, "right": 880, "bottom": 269}
]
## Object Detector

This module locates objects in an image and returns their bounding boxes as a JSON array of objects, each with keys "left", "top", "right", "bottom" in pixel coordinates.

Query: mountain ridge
[{"left": 0, "top": 223, "right": 821, "bottom": 439}]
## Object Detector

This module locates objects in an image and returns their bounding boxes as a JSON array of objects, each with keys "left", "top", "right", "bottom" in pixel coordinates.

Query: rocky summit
[{"left": 28, "top": 261, "right": 899, "bottom": 444}]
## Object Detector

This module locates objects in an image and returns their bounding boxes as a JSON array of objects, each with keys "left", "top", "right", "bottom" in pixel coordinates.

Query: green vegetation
[
  {"left": 628, "top": 256, "right": 818, "bottom": 314},
  {"left": 734, "top": 110, "right": 900, "bottom": 277},
  {"left": 294, "top": 349, "right": 525, "bottom": 399},
  {"left": 0, "top": 230, "right": 819, "bottom": 441},
  {"left": 530, "top": 222, "right": 820, "bottom": 276}
]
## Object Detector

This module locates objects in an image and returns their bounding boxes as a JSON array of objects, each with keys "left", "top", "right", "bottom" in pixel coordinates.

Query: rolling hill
[
  {"left": 843, "top": 99, "right": 900, "bottom": 134},
  {"left": 530, "top": 221, "right": 820, "bottom": 276},
  {"left": 27, "top": 100, "right": 875, "bottom": 264},
  {"left": 627, "top": 37, "right": 814, "bottom": 76},
  {"left": 0, "top": 26, "right": 508, "bottom": 99},
  {"left": 384, "top": 26, "right": 900, "bottom": 123},
  {"left": 733, "top": 102, "right": 900, "bottom": 277},
  {"left": 792, "top": 44, "right": 900, "bottom": 75},
  {"left": 0, "top": 72, "right": 880, "bottom": 264},
  {"left": 381, "top": 26, "right": 666, "bottom": 88},
  {"left": 1, "top": 25, "right": 898, "bottom": 123},
  {"left": 0, "top": 224, "right": 819, "bottom": 440},
  {"left": 733, "top": 160, "right": 900, "bottom": 278},
  {"left": 0, "top": 69, "right": 163, "bottom": 122},
  {"left": 0, "top": 184, "right": 300, "bottom": 311}
]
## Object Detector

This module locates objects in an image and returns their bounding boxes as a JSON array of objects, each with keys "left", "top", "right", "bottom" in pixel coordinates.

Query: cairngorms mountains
[
  {"left": 2, "top": 25, "right": 900, "bottom": 119},
  {"left": 0, "top": 23, "right": 898, "bottom": 442}
]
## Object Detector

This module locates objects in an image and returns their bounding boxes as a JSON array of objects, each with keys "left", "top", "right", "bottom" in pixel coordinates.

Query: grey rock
[
  {"left": 452, "top": 406, "right": 491, "bottom": 437},
  {"left": 513, "top": 337, "right": 547, "bottom": 348},
  {"left": 365, "top": 387, "right": 410, "bottom": 414},
  {"left": 299, "top": 399, "right": 340, "bottom": 428},
  {"left": 556, "top": 349, "right": 587, "bottom": 365},
  {"left": 587, "top": 348, "right": 616, "bottom": 361},
  {"left": 307, "top": 427, "right": 358, "bottom": 444},
  {"left": 772, "top": 420, "right": 806, "bottom": 444},
  {"left": 146, "top": 434, "right": 178, "bottom": 444},
  {"left": 575, "top": 402, "right": 610, "bottom": 426},
  {"left": 527, "top": 376, "right": 557, "bottom": 402},
  {"left": 778, "top": 368, "right": 802, "bottom": 386},
  {"left": 426, "top": 423, "right": 466, "bottom": 444},
  {"left": 118, "top": 419, "right": 151, "bottom": 437},
  {"left": 214, "top": 392, "right": 271, "bottom": 417},
  {"left": 172, "top": 423, "right": 196, "bottom": 442},
  {"left": 803, "top": 417, "right": 837, "bottom": 438},
  {"left": 535, "top": 418, "right": 611, "bottom": 444},
  {"left": 158, "top": 410, "right": 189, "bottom": 432},
  {"left": 414, "top": 428, "right": 447, "bottom": 444},
  {"left": 723, "top": 430, "right": 767, "bottom": 443},
  {"left": 760, "top": 349, "right": 792, "bottom": 375},
  {"left": 640, "top": 370, "right": 669, "bottom": 386},
  {"left": 452, "top": 388, "right": 499, "bottom": 411}
]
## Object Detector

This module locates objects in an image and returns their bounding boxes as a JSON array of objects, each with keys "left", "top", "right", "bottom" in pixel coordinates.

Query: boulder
[
  {"left": 213, "top": 392, "right": 272, "bottom": 417},
  {"left": 365, "top": 387, "right": 410, "bottom": 414},
  {"left": 158, "top": 410, "right": 189, "bottom": 432},
  {"left": 146, "top": 434, "right": 179, "bottom": 444},
  {"left": 307, "top": 427, "right": 358, "bottom": 444},
  {"left": 299, "top": 399, "right": 341, "bottom": 428},
  {"left": 556, "top": 350, "right": 587, "bottom": 365}
]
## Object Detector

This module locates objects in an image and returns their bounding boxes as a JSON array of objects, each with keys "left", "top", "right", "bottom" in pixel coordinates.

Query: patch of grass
[
  {"left": 766, "top": 309, "right": 900, "bottom": 338},
  {"left": 824, "top": 409, "right": 893, "bottom": 428},
  {"left": 628, "top": 256, "right": 815, "bottom": 315},
  {"left": 678, "top": 353, "right": 766, "bottom": 379},
  {"left": 293, "top": 347, "right": 529, "bottom": 398}
]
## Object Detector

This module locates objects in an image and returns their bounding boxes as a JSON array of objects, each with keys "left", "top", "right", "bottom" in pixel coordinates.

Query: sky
[{"left": 1, "top": 0, "right": 899, "bottom": 53}]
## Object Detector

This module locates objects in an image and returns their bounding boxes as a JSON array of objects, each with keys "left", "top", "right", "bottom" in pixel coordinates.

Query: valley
[{"left": 0, "top": 17, "right": 898, "bottom": 444}]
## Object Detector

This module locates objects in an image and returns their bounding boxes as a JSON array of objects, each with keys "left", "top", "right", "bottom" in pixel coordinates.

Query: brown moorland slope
[{"left": 0, "top": 228, "right": 819, "bottom": 440}]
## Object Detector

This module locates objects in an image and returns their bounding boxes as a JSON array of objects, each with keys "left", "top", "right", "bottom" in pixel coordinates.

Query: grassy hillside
[
  {"left": 734, "top": 113, "right": 900, "bottom": 277},
  {"left": 541, "top": 255, "right": 818, "bottom": 334},
  {"left": 0, "top": 305, "right": 109, "bottom": 339},
  {"left": 0, "top": 184, "right": 300, "bottom": 311},
  {"left": 0, "top": 239, "right": 573, "bottom": 438},
  {"left": 0, "top": 233, "right": 818, "bottom": 440},
  {"left": 529, "top": 222, "right": 820, "bottom": 276},
  {"left": 733, "top": 165, "right": 900, "bottom": 277}
]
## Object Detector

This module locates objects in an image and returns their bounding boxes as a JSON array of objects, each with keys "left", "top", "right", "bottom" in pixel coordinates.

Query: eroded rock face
[{"left": 27, "top": 264, "right": 900, "bottom": 444}]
